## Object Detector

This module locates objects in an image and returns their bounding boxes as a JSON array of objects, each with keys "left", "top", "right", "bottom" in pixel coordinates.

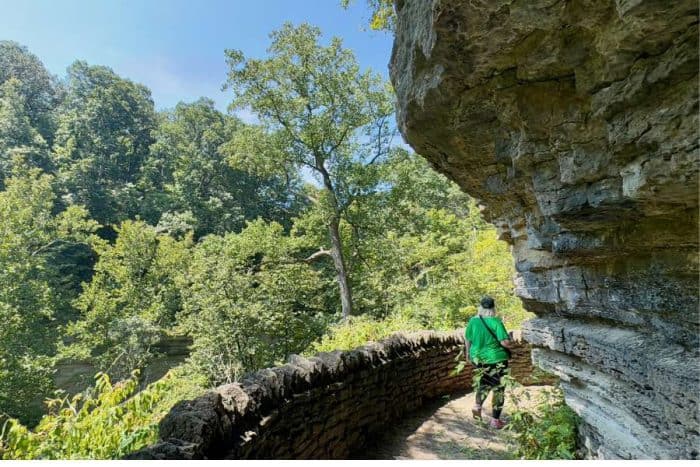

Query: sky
[{"left": 0, "top": 0, "right": 394, "bottom": 114}]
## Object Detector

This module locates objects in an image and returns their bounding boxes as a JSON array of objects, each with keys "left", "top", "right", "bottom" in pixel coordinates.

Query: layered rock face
[{"left": 390, "top": 0, "right": 699, "bottom": 459}]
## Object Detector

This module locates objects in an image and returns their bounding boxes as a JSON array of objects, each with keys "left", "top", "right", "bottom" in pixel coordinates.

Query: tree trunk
[
  {"left": 328, "top": 216, "right": 353, "bottom": 319},
  {"left": 316, "top": 158, "right": 353, "bottom": 319}
]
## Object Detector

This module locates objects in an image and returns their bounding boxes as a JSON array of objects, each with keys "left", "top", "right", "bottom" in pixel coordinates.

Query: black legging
[{"left": 474, "top": 361, "right": 509, "bottom": 419}]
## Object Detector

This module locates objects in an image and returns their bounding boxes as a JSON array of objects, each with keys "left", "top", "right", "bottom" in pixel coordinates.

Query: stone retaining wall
[{"left": 127, "top": 330, "right": 544, "bottom": 459}]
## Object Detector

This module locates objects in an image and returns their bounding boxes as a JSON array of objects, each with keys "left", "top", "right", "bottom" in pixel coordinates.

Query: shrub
[
  {"left": 505, "top": 383, "right": 580, "bottom": 460},
  {"left": 0, "top": 367, "right": 206, "bottom": 459},
  {"left": 304, "top": 313, "right": 426, "bottom": 354}
]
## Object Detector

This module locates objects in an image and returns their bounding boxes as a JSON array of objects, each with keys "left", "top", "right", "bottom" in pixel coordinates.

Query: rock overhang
[{"left": 390, "top": 0, "right": 699, "bottom": 459}]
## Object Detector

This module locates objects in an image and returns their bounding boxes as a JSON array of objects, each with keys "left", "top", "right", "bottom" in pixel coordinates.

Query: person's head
[{"left": 478, "top": 295, "right": 496, "bottom": 317}]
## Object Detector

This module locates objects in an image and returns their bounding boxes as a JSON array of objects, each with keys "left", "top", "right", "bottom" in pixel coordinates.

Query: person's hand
[{"left": 508, "top": 330, "right": 522, "bottom": 343}]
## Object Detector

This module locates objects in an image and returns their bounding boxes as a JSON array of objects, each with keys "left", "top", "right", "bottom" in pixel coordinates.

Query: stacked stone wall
[{"left": 127, "top": 330, "right": 544, "bottom": 459}]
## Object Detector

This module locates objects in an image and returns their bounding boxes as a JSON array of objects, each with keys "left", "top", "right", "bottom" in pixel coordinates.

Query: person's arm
[
  {"left": 500, "top": 338, "right": 513, "bottom": 349},
  {"left": 496, "top": 319, "right": 513, "bottom": 349},
  {"left": 465, "top": 320, "right": 473, "bottom": 363}
]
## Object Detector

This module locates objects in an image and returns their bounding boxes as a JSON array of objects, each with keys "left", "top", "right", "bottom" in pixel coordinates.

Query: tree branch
[
  {"left": 303, "top": 248, "right": 332, "bottom": 263},
  {"left": 367, "top": 115, "right": 395, "bottom": 166},
  {"left": 30, "top": 239, "right": 91, "bottom": 257}
]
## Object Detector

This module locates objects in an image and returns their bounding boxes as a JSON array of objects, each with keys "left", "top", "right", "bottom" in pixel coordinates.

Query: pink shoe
[{"left": 490, "top": 418, "right": 507, "bottom": 429}]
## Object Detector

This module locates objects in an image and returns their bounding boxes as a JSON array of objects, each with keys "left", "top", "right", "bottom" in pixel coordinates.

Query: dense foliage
[
  {"left": 0, "top": 166, "right": 100, "bottom": 424},
  {"left": 0, "top": 368, "right": 206, "bottom": 459},
  {"left": 0, "top": 20, "right": 540, "bottom": 459},
  {"left": 60, "top": 221, "right": 191, "bottom": 381},
  {"left": 145, "top": 98, "right": 302, "bottom": 235},
  {"left": 505, "top": 383, "right": 581, "bottom": 460},
  {"left": 305, "top": 314, "right": 424, "bottom": 354},
  {"left": 180, "top": 220, "right": 332, "bottom": 384}
]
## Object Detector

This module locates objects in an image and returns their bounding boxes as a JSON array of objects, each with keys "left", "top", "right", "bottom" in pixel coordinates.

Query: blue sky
[{"left": 0, "top": 0, "right": 393, "bottom": 113}]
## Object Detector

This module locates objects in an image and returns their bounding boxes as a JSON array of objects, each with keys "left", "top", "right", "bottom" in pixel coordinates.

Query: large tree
[
  {"left": 0, "top": 78, "right": 51, "bottom": 188},
  {"left": 0, "top": 41, "right": 59, "bottom": 143},
  {"left": 143, "top": 98, "right": 304, "bottom": 236},
  {"left": 52, "top": 61, "right": 157, "bottom": 226},
  {"left": 224, "top": 23, "right": 394, "bottom": 318}
]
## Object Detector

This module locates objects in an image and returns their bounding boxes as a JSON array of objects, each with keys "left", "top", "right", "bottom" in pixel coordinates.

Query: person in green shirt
[{"left": 464, "top": 296, "right": 513, "bottom": 429}]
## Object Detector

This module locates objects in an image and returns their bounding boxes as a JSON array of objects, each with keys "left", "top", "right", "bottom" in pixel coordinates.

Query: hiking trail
[{"left": 362, "top": 385, "right": 551, "bottom": 459}]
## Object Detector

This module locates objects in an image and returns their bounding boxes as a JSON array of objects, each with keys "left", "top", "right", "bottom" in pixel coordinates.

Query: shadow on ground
[{"left": 359, "top": 386, "right": 550, "bottom": 459}]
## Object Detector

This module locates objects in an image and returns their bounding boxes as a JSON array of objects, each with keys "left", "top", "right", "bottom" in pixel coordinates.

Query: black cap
[{"left": 480, "top": 296, "right": 495, "bottom": 309}]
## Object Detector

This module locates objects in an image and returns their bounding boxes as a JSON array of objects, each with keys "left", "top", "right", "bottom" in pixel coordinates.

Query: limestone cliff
[{"left": 390, "top": 0, "right": 699, "bottom": 459}]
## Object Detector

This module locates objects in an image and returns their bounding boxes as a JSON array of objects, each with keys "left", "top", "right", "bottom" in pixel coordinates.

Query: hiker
[{"left": 464, "top": 295, "right": 513, "bottom": 429}]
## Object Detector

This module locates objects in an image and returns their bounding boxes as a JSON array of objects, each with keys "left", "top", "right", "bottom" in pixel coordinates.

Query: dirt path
[{"left": 362, "top": 385, "right": 551, "bottom": 460}]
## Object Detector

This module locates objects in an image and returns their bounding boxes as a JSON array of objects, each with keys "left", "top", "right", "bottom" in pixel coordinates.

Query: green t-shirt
[{"left": 465, "top": 316, "right": 510, "bottom": 364}]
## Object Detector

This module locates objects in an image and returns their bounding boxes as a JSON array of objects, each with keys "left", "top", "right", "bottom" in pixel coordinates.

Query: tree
[
  {"left": 0, "top": 165, "right": 99, "bottom": 424},
  {"left": 61, "top": 220, "right": 191, "bottom": 381},
  {"left": 143, "top": 98, "right": 304, "bottom": 235},
  {"left": 0, "top": 78, "right": 51, "bottom": 188},
  {"left": 224, "top": 23, "right": 394, "bottom": 318},
  {"left": 52, "top": 61, "right": 157, "bottom": 225},
  {"left": 338, "top": 150, "right": 530, "bottom": 328},
  {"left": 179, "top": 220, "right": 331, "bottom": 384},
  {"left": 0, "top": 41, "right": 59, "bottom": 143}
]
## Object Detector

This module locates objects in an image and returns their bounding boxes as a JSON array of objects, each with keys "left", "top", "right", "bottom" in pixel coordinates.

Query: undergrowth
[
  {"left": 503, "top": 377, "right": 580, "bottom": 460},
  {"left": 304, "top": 314, "right": 426, "bottom": 354},
  {"left": 0, "top": 366, "right": 206, "bottom": 459},
  {"left": 451, "top": 359, "right": 579, "bottom": 460}
]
